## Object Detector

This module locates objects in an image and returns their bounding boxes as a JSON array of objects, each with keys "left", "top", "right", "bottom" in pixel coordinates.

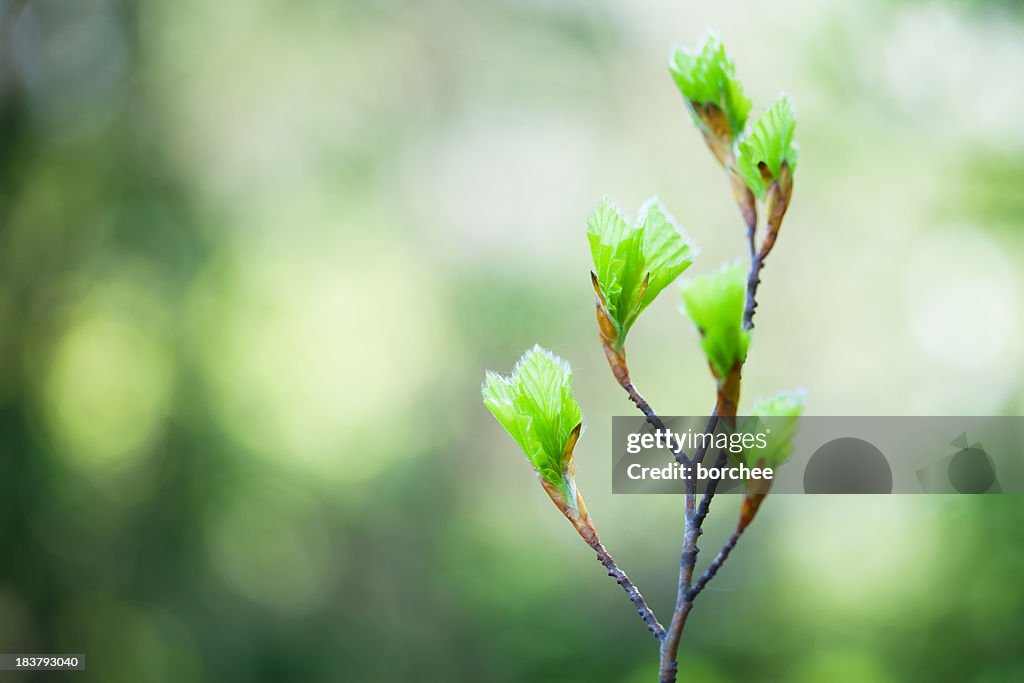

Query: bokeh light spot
[
  {"left": 904, "top": 228, "right": 1018, "bottom": 369},
  {"left": 777, "top": 498, "right": 939, "bottom": 613},
  {"left": 204, "top": 479, "right": 334, "bottom": 615},
  {"left": 789, "top": 649, "right": 895, "bottom": 683},
  {"left": 42, "top": 282, "right": 174, "bottom": 473},
  {"left": 190, "top": 235, "right": 448, "bottom": 481}
]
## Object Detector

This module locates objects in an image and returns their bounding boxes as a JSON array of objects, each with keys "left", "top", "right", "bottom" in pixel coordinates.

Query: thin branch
[
  {"left": 657, "top": 413, "right": 721, "bottom": 681},
  {"left": 658, "top": 478, "right": 699, "bottom": 683},
  {"left": 661, "top": 423, "right": 746, "bottom": 681},
  {"left": 743, "top": 253, "right": 764, "bottom": 331},
  {"left": 686, "top": 526, "right": 743, "bottom": 602},
  {"left": 745, "top": 210, "right": 757, "bottom": 264},
  {"left": 692, "top": 413, "right": 719, "bottom": 467},
  {"left": 692, "top": 448, "right": 728, "bottom": 528},
  {"left": 595, "top": 290, "right": 689, "bottom": 463},
  {"left": 588, "top": 537, "right": 666, "bottom": 640},
  {"left": 620, "top": 379, "right": 691, "bottom": 465},
  {"left": 563, "top": 505, "right": 665, "bottom": 641},
  {"left": 622, "top": 380, "right": 669, "bottom": 433}
]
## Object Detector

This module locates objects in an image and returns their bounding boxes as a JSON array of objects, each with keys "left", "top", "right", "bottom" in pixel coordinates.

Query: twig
[
  {"left": 595, "top": 288, "right": 689, "bottom": 463},
  {"left": 563, "top": 505, "right": 665, "bottom": 641},
  {"left": 692, "top": 414, "right": 720, "bottom": 467},
  {"left": 686, "top": 526, "right": 743, "bottom": 602},
  {"left": 588, "top": 537, "right": 666, "bottom": 640},
  {"left": 620, "top": 379, "right": 691, "bottom": 465},
  {"left": 657, "top": 414, "right": 721, "bottom": 681},
  {"left": 623, "top": 380, "right": 669, "bottom": 433},
  {"left": 743, "top": 253, "right": 764, "bottom": 331},
  {"left": 658, "top": 477, "right": 699, "bottom": 683},
  {"left": 693, "top": 449, "right": 728, "bottom": 528},
  {"left": 745, "top": 206, "right": 757, "bottom": 263}
]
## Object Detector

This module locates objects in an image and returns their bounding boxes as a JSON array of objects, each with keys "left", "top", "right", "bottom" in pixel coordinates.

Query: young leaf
[
  {"left": 736, "top": 389, "right": 806, "bottom": 531},
  {"left": 735, "top": 96, "right": 799, "bottom": 199},
  {"left": 588, "top": 197, "right": 696, "bottom": 350},
  {"left": 482, "top": 345, "right": 583, "bottom": 504},
  {"left": 745, "top": 390, "right": 806, "bottom": 468},
  {"left": 680, "top": 262, "right": 749, "bottom": 381},
  {"left": 669, "top": 32, "right": 751, "bottom": 162}
]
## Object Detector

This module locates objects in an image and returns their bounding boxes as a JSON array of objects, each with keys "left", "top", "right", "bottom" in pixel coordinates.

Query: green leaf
[
  {"left": 680, "top": 262, "right": 749, "bottom": 380},
  {"left": 736, "top": 96, "right": 799, "bottom": 199},
  {"left": 745, "top": 390, "right": 806, "bottom": 467},
  {"left": 482, "top": 346, "right": 583, "bottom": 498},
  {"left": 669, "top": 31, "right": 751, "bottom": 141},
  {"left": 588, "top": 197, "right": 696, "bottom": 347}
]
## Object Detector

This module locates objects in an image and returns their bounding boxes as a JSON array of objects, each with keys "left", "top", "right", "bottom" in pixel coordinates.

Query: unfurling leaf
[
  {"left": 743, "top": 390, "right": 806, "bottom": 468},
  {"left": 669, "top": 32, "right": 751, "bottom": 164},
  {"left": 735, "top": 96, "right": 798, "bottom": 200},
  {"left": 482, "top": 345, "right": 584, "bottom": 508},
  {"left": 588, "top": 197, "right": 696, "bottom": 352},
  {"left": 680, "top": 262, "right": 749, "bottom": 382},
  {"left": 737, "top": 389, "right": 806, "bottom": 531},
  {"left": 749, "top": 389, "right": 802, "bottom": 471}
]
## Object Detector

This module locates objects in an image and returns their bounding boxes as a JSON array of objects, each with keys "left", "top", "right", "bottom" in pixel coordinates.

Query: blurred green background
[{"left": 1, "top": 0, "right": 1023, "bottom": 681}]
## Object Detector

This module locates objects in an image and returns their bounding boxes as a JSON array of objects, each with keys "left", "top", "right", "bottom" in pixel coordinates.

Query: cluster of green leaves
[
  {"left": 482, "top": 345, "right": 582, "bottom": 501},
  {"left": 671, "top": 33, "right": 798, "bottom": 201},
  {"left": 680, "top": 262, "right": 749, "bottom": 380},
  {"left": 482, "top": 29, "right": 805, "bottom": 534},
  {"left": 735, "top": 97, "right": 799, "bottom": 199},
  {"left": 587, "top": 198, "right": 696, "bottom": 349},
  {"left": 669, "top": 31, "right": 751, "bottom": 140}
]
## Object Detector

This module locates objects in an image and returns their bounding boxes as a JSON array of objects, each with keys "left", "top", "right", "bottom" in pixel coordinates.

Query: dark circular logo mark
[
  {"left": 804, "top": 437, "right": 893, "bottom": 494},
  {"left": 948, "top": 447, "right": 996, "bottom": 493}
]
